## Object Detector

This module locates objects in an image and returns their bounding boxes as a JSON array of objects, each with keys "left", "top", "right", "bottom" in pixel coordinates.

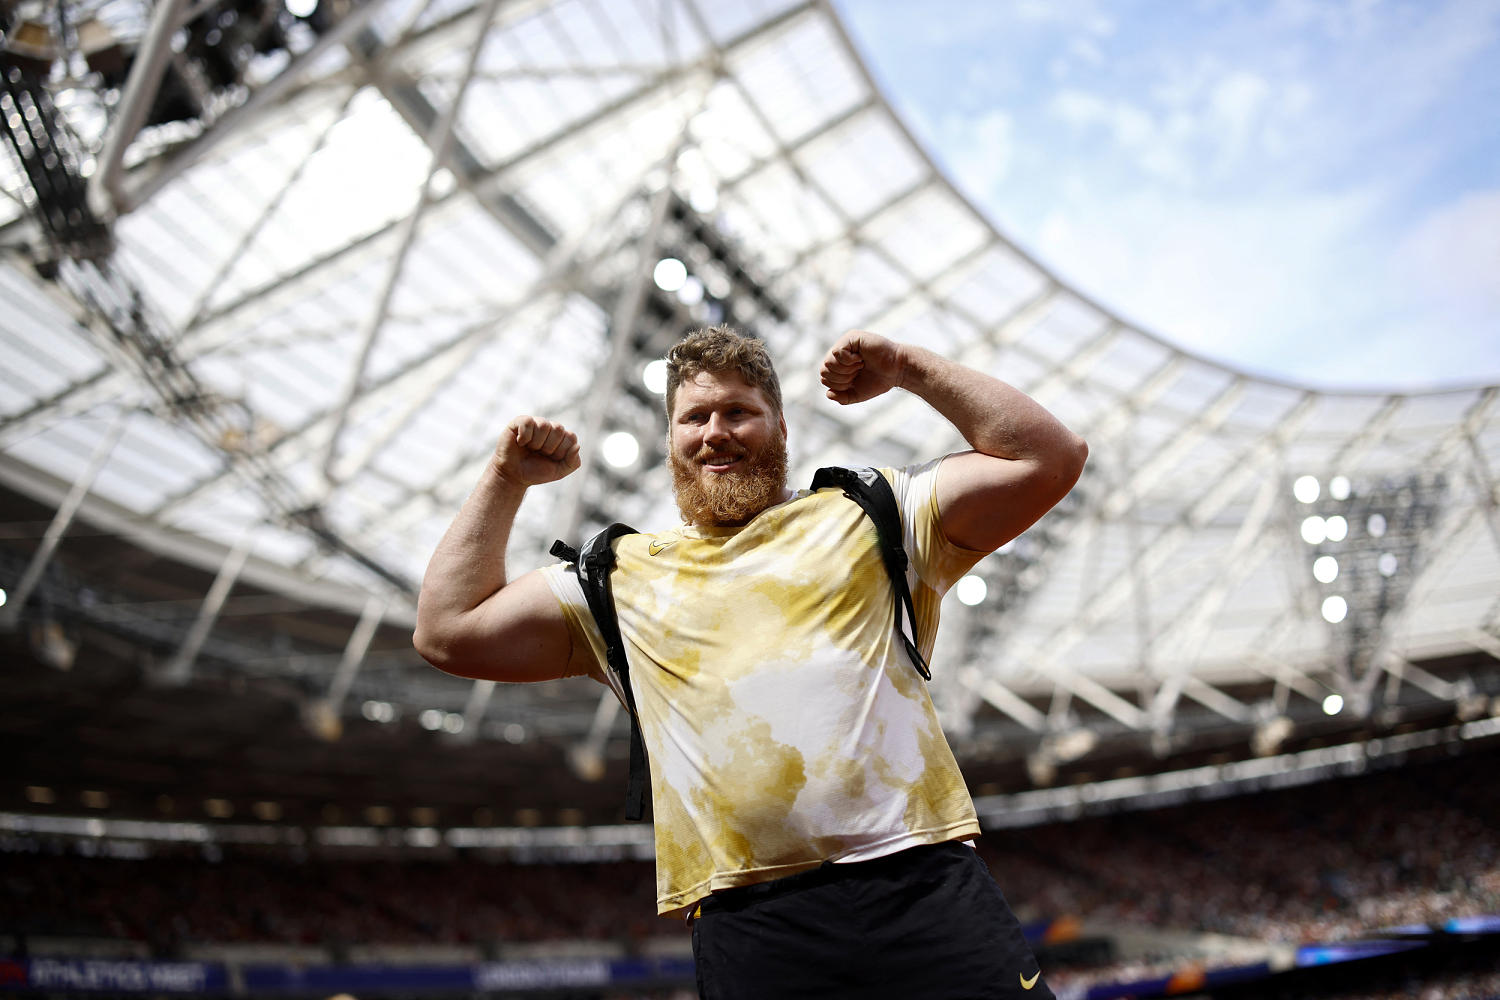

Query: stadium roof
[{"left": 2, "top": 0, "right": 1497, "bottom": 822}]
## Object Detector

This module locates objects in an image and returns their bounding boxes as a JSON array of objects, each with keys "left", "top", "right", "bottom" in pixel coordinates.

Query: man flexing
[{"left": 415, "top": 326, "right": 1086, "bottom": 998}]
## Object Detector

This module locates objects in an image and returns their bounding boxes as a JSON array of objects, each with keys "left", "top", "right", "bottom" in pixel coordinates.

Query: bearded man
[{"left": 415, "top": 326, "right": 1086, "bottom": 999}]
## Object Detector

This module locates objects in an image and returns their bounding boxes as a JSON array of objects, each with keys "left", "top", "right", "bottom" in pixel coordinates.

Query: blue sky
[{"left": 834, "top": 0, "right": 1500, "bottom": 390}]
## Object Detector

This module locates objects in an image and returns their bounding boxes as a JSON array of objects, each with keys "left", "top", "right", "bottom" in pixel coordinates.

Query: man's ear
[{"left": 778, "top": 412, "right": 788, "bottom": 439}]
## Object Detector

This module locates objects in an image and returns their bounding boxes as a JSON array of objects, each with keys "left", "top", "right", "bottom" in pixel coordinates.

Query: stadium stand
[{"left": 4, "top": 748, "right": 1498, "bottom": 997}]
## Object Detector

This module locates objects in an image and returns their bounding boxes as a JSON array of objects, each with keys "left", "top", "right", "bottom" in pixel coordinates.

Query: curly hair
[{"left": 663, "top": 325, "right": 783, "bottom": 419}]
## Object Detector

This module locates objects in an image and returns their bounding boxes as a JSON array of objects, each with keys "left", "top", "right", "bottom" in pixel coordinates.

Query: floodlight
[
  {"left": 956, "top": 574, "right": 987, "bottom": 606},
  {"left": 31, "top": 620, "right": 76, "bottom": 670},
  {"left": 677, "top": 275, "right": 705, "bottom": 306},
  {"left": 1368, "top": 513, "right": 1387, "bottom": 537},
  {"left": 1322, "top": 694, "right": 1344, "bottom": 715},
  {"left": 1293, "top": 475, "right": 1320, "bottom": 503},
  {"left": 568, "top": 745, "right": 606, "bottom": 782},
  {"left": 1025, "top": 751, "right": 1057, "bottom": 787},
  {"left": 1330, "top": 475, "right": 1351, "bottom": 500},
  {"left": 1050, "top": 728, "right": 1097, "bottom": 762},
  {"left": 653, "top": 257, "right": 687, "bottom": 292},
  {"left": 1324, "top": 515, "right": 1348, "bottom": 541},
  {"left": 643, "top": 359, "right": 668, "bottom": 394},
  {"left": 302, "top": 699, "right": 341, "bottom": 741},
  {"left": 1321, "top": 595, "right": 1347, "bottom": 623},
  {"left": 1300, "top": 516, "right": 1327, "bottom": 544},
  {"left": 690, "top": 186, "right": 719, "bottom": 214},
  {"left": 1313, "top": 555, "right": 1339, "bottom": 583},
  {"left": 1253, "top": 715, "right": 1294, "bottom": 756},
  {"left": 602, "top": 430, "right": 640, "bottom": 468},
  {"left": 1378, "top": 553, "right": 1398, "bottom": 577}
]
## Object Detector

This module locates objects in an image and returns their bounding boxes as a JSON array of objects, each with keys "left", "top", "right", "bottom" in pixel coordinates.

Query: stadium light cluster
[{"left": 1292, "top": 472, "right": 1446, "bottom": 662}]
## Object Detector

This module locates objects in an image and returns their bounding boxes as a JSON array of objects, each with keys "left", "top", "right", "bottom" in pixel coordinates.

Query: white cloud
[
  {"left": 1049, "top": 89, "right": 1155, "bottom": 150},
  {"left": 836, "top": 0, "right": 1500, "bottom": 387},
  {"left": 1208, "top": 70, "right": 1271, "bottom": 164},
  {"left": 1390, "top": 189, "right": 1500, "bottom": 310},
  {"left": 1031, "top": 184, "right": 1395, "bottom": 378},
  {"left": 1027, "top": 180, "right": 1500, "bottom": 388},
  {"left": 932, "top": 109, "right": 1016, "bottom": 202}
]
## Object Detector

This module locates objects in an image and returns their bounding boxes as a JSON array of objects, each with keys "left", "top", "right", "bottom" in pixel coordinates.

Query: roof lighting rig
[
  {"left": 1, "top": 1, "right": 415, "bottom": 604},
  {"left": 1294, "top": 471, "right": 1449, "bottom": 710},
  {"left": 575, "top": 184, "right": 793, "bottom": 536},
  {"left": 1, "top": 2, "right": 346, "bottom": 266}
]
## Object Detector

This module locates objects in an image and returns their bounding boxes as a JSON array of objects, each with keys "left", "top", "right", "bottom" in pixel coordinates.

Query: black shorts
[{"left": 690, "top": 841, "right": 1054, "bottom": 1000}]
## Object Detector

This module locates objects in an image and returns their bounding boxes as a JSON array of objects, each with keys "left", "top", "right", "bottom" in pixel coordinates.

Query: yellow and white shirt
[{"left": 542, "top": 459, "right": 986, "bottom": 917}]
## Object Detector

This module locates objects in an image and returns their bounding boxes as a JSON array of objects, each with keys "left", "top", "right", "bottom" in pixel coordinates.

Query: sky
[{"left": 833, "top": 0, "right": 1500, "bottom": 391}]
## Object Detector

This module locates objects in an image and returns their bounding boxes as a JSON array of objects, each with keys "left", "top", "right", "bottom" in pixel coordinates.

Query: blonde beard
[{"left": 669, "top": 434, "right": 789, "bottom": 527}]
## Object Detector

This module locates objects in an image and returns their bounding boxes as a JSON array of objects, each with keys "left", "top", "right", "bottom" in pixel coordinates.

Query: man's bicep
[
  {"left": 933, "top": 450, "right": 1069, "bottom": 554},
  {"left": 431, "top": 568, "right": 584, "bottom": 683}
]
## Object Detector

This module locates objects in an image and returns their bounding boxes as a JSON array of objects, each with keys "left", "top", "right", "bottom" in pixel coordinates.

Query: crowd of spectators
[
  {"left": 2, "top": 852, "right": 659, "bottom": 953},
  {"left": 4, "top": 749, "right": 1497, "bottom": 997},
  {"left": 979, "top": 749, "right": 1499, "bottom": 945}
]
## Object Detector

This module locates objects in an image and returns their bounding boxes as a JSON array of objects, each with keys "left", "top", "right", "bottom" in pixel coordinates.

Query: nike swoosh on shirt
[
  {"left": 1020, "top": 970, "right": 1041, "bottom": 990},
  {"left": 648, "top": 539, "right": 671, "bottom": 556}
]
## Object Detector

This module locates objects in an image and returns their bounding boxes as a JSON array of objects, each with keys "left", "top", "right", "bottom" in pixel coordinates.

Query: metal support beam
[
  {"left": 1149, "top": 473, "right": 1280, "bottom": 722},
  {"left": 179, "top": 85, "right": 361, "bottom": 334},
  {"left": 0, "top": 410, "right": 129, "bottom": 631},
  {"left": 88, "top": 0, "right": 190, "bottom": 221},
  {"left": 569, "top": 689, "right": 623, "bottom": 780},
  {"left": 990, "top": 395, "right": 1317, "bottom": 729},
  {"left": 1180, "top": 677, "right": 1254, "bottom": 724},
  {"left": 1345, "top": 389, "right": 1498, "bottom": 708},
  {"left": 154, "top": 150, "right": 666, "bottom": 537},
  {"left": 1465, "top": 628, "right": 1500, "bottom": 662},
  {"left": 1380, "top": 655, "right": 1458, "bottom": 702},
  {"left": 556, "top": 182, "right": 675, "bottom": 541},
  {"left": 457, "top": 679, "right": 497, "bottom": 743},
  {"left": 325, "top": 595, "right": 389, "bottom": 711},
  {"left": 321, "top": 0, "right": 503, "bottom": 486},
  {"left": 157, "top": 530, "right": 255, "bottom": 685},
  {"left": 958, "top": 666, "right": 1046, "bottom": 732},
  {"left": 1101, "top": 379, "right": 1247, "bottom": 520},
  {"left": 120, "top": 0, "right": 397, "bottom": 214},
  {"left": 181, "top": 0, "right": 812, "bottom": 345},
  {"left": 1466, "top": 426, "right": 1500, "bottom": 553}
]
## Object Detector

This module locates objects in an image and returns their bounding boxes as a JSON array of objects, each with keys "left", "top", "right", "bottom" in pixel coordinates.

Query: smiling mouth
[{"left": 700, "top": 452, "right": 745, "bottom": 473}]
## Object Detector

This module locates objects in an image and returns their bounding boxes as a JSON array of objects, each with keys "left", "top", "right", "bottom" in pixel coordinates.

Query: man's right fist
[{"left": 492, "top": 416, "right": 581, "bottom": 487}]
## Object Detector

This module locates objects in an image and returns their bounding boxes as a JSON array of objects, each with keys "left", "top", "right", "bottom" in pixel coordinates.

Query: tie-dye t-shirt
[{"left": 541, "top": 459, "right": 986, "bottom": 917}]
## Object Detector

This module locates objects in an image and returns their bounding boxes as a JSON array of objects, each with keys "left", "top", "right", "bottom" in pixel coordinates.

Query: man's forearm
[{"left": 897, "top": 344, "right": 1084, "bottom": 463}]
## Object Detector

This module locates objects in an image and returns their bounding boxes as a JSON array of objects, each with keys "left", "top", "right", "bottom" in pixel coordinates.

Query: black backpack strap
[
  {"left": 811, "top": 466, "right": 932, "bottom": 681},
  {"left": 550, "top": 523, "right": 651, "bottom": 820}
]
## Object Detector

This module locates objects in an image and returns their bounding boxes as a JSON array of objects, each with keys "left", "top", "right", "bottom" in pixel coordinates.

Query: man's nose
[{"left": 704, "top": 413, "right": 731, "bottom": 443}]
